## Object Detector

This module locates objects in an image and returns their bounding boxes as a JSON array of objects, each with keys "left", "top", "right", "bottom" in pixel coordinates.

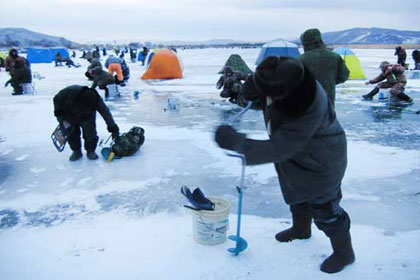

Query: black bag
[{"left": 111, "top": 126, "right": 145, "bottom": 158}]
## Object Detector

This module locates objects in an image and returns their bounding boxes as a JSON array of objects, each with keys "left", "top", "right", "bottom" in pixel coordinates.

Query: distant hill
[
  {"left": 292, "top": 27, "right": 420, "bottom": 45},
  {"left": 0, "top": 28, "right": 81, "bottom": 48}
]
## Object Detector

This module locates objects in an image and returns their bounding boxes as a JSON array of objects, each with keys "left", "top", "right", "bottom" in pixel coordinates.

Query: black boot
[
  {"left": 396, "top": 93, "right": 414, "bottom": 104},
  {"left": 275, "top": 203, "right": 312, "bottom": 242},
  {"left": 362, "top": 87, "right": 379, "bottom": 100},
  {"left": 320, "top": 231, "right": 355, "bottom": 274},
  {"left": 69, "top": 151, "right": 82, "bottom": 161},
  {"left": 87, "top": 151, "right": 99, "bottom": 160}
]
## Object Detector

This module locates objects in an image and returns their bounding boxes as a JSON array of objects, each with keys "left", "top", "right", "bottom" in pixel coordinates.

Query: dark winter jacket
[
  {"left": 120, "top": 59, "right": 130, "bottom": 81},
  {"left": 87, "top": 59, "right": 102, "bottom": 71},
  {"left": 237, "top": 69, "right": 347, "bottom": 205},
  {"left": 91, "top": 66, "right": 115, "bottom": 89},
  {"left": 298, "top": 29, "right": 349, "bottom": 105},
  {"left": 5, "top": 49, "right": 28, "bottom": 72},
  {"left": 395, "top": 47, "right": 407, "bottom": 64},
  {"left": 53, "top": 85, "right": 117, "bottom": 127},
  {"left": 368, "top": 64, "right": 406, "bottom": 86},
  {"left": 11, "top": 62, "right": 32, "bottom": 84}
]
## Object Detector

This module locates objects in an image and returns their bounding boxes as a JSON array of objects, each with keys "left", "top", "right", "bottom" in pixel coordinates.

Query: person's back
[{"left": 298, "top": 29, "right": 349, "bottom": 106}]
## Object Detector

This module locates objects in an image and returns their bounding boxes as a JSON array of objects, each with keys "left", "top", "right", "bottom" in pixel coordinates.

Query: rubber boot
[
  {"left": 320, "top": 231, "right": 355, "bottom": 274},
  {"left": 69, "top": 151, "right": 82, "bottom": 161},
  {"left": 396, "top": 93, "right": 414, "bottom": 104},
  {"left": 87, "top": 151, "right": 99, "bottom": 160},
  {"left": 275, "top": 203, "right": 312, "bottom": 242},
  {"left": 362, "top": 87, "right": 379, "bottom": 100}
]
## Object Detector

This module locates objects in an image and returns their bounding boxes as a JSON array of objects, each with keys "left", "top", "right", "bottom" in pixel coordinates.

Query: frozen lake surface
[{"left": 0, "top": 48, "right": 419, "bottom": 279}]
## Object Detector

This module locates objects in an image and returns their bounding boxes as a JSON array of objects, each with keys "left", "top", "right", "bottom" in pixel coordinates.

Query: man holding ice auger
[{"left": 214, "top": 56, "right": 355, "bottom": 274}]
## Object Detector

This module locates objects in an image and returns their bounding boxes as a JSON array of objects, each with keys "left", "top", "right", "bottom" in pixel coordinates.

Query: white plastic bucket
[
  {"left": 191, "top": 197, "right": 230, "bottom": 246},
  {"left": 378, "top": 89, "right": 390, "bottom": 100},
  {"left": 106, "top": 84, "right": 120, "bottom": 98},
  {"left": 21, "top": 83, "right": 34, "bottom": 94}
]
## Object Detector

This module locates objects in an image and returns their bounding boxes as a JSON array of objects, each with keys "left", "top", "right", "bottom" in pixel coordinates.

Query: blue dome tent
[
  {"left": 255, "top": 38, "right": 300, "bottom": 65},
  {"left": 27, "top": 48, "right": 52, "bottom": 63},
  {"left": 26, "top": 47, "right": 70, "bottom": 64}
]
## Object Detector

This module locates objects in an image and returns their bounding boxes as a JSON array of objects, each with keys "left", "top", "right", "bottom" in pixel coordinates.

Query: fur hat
[{"left": 253, "top": 56, "right": 305, "bottom": 98}]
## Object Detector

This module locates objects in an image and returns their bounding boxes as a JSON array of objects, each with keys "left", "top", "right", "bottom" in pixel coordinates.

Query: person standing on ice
[
  {"left": 214, "top": 56, "right": 355, "bottom": 274},
  {"left": 53, "top": 85, "right": 120, "bottom": 161},
  {"left": 394, "top": 46, "right": 407, "bottom": 66},
  {"left": 362, "top": 61, "right": 413, "bottom": 103},
  {"left": 298, "top": 28, "right": 349, "bottom": 107}
]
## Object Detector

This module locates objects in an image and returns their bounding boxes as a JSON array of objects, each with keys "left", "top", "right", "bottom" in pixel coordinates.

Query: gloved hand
[
  {"left": 241, "top": 75, "right": 261, "bottom": 101},
  {"left": 214, "top": 125, "right": 245, "bottom": 151},
  {"left": 4, "top": 80, "right": 11, "bottom": 87},
  {"left": 107, "top": 124, "right": 120, "bottom": 139}
]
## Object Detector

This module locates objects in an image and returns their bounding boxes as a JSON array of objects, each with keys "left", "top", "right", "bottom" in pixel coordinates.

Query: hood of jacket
[{"left": 300, "top": 29, "right": 325, "bottom": 52}]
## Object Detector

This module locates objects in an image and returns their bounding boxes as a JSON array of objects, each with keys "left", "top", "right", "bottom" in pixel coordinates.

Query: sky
[{"left": 0, "top": 0, "right": 419, "bottom": 43}]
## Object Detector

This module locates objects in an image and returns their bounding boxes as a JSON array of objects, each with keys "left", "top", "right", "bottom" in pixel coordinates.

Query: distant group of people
[
  {"left": 394, "top": 45, "right": 420, "bottom": 70},
  {"left": 217, "top": 45, "right": 417, "bottom": 106},
  {"left": 54, "top": 52, "right": 80, "bottom": 68}
]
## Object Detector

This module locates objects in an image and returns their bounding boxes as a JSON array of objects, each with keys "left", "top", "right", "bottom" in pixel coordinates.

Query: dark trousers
[
  {"left": 67, "top": 115, "right": 99, "bottom": 153},
  {"left": 11, "top": 80, "right": 23, "bottom": 94},
  {"left": 292, "top": 188, "right": 350, "bottom": 237}
]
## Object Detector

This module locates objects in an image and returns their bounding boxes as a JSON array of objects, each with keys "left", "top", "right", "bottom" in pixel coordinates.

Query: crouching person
[
  {"left": 5, "top": 60, "right": 32, "bottom": 95},
  {"left": 87, "top": 66, "right": 116, "bottom": 98},
  {"left": 53, "top": 85, "right": 120, "bottom": 161},
  {"left": 363, "top": 61, "right": 413, "bottom": 103},
  {"left": 215, "top": 56, "right": 355, "bottom": 274}
]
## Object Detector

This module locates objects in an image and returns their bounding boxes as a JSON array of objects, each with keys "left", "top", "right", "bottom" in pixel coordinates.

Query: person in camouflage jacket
[
  {"left": 298, "top": 29, "right": 349, "bottom": 107},
  {"left": 362, "top": 61, "right": 413, "bottom": 103},
  {"left": 216, "top": 66, "right": 247, "bottom": 104}
]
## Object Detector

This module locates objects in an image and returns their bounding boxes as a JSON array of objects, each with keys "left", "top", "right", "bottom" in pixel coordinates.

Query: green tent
[{"left": 219, "top": 54, "right": 253, "bottom": 75}]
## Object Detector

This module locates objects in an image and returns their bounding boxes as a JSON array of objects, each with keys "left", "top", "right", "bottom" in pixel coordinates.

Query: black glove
[
  {"left": 4, "top": 80, "right": 11, "bottom": 87},
  {"left": 237, "top": 75, "right": 263, "bottom": 109},
  {"left": 85, "top": 71, "right": 93, "bottom": 81},
  {"left": 214, "top": 125, "right": 245, "bottom": 151},
  {"left": 241, "top": 75, "right": 260, "bottom": 101},
  {"left": 107, "top": 124, "right": 120, "bottom": 139}
]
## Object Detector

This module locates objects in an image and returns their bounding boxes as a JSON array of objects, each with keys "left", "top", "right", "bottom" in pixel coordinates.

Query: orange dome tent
[{"left": 141, "top": 49, "right": 183, "bottom": 80}]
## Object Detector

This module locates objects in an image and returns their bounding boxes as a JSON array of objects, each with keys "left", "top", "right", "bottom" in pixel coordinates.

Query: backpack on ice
[{"left": 101, "top": 126, "right": 145, "bottom": 161}]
